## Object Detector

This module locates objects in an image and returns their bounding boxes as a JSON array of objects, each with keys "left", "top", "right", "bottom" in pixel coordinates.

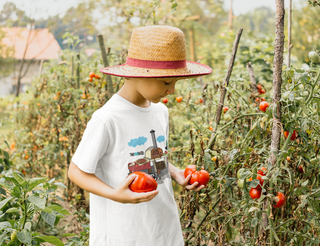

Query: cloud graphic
[
  {"left": 157, "top": 135, "right": 165, "bottom": 143},
  {"left": 128, "top": 136, "right": 148, "bottom": 147}
]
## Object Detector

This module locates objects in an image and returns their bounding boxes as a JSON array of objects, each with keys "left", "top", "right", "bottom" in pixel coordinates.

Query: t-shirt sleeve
[{"left": 71, "top": 116, "right": 109, "bottom": 174}]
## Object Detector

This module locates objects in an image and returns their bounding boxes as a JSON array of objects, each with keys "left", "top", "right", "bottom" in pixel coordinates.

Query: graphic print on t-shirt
[{"left": 127, "top": 129, "right": 169, "bottom": 184}]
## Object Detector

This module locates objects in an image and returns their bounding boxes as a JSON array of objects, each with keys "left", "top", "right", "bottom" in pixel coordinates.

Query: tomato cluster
[
  {"left": 88, "top": 71, "right": 101, "bottom": 82},
  {"left": 184, "top": 165, "right": 210, "bottom": 187},
  {"left": 237, "top": 167, "right": 286, "bottom": 208}
]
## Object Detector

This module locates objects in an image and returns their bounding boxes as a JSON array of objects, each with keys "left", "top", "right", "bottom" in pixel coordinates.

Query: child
[{"left": 68, "top": 25, "right": 212, "bottom": 246}]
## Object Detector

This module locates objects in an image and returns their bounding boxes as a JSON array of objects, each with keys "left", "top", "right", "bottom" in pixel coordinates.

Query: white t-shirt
[{"left": 72, "top": 94, "right": 184, "bottom": 246}]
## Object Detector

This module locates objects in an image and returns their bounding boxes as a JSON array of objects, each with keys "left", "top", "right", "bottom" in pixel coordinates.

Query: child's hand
[
  {"left": 173, "top": 170, "right": 205, "bottom": 192},
  {"left": 112, "top": 174, "right": 159, "bottom": 204}
]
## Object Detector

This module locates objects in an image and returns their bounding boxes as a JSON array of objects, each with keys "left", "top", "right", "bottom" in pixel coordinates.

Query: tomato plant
[{"left": 128, "top": 171, "right": 158, "bottom": 193}]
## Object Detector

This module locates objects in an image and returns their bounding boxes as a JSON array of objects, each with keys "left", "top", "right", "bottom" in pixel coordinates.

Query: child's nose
[{"left": 166, "top": 83, "right": 176, "bottom": 94}]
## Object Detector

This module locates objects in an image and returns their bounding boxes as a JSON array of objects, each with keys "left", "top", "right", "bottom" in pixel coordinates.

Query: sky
[{"left": 0, "top": 0, "right": 304, "bottom": 20}]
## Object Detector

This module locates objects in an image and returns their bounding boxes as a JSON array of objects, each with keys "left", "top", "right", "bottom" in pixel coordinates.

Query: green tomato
[
  {"left": 11, "top": 230, "right": 17, "bottom": 242},
  {"left": 309, "top": 51, "right": 320, "bottom": 63},
  {"left": 302, "top": 91, "right": 309, "bottom": 97},
  {"left": 238, "top": 179, "right": 244, "bottom": 188},
  {"left": 237, "top": 168, "right": 245, "bottom": 179}
]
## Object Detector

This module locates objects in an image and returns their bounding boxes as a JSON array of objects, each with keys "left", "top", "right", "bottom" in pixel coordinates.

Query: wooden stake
[
  {"left": 97, "top": 34, "right": 114, "bottom": 97},
  {"left": 287, "top": 0, "right": 293, "bottom": 68},
  {"left": 208, "top": 28, "right": 243, "bottom": 149},
  {"left": 247, "top": 62, "right": 258, "bottom": 96}
]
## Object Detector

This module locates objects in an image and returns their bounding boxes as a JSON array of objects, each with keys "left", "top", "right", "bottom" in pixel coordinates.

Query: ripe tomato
[
  {"left": 274, "top": 192, "right": 286, "bottom": 208},
  {"left": 259, "top": 101, "right": 269, "bottom": 112},
  {"left": 199, "top": 98, "right": 203, "bottom": 103},
  {"left": 95, "top": 74, "right": 101, "bottom": 79},
  {"left": 89, "top": 77, "right": 93, "bottom": 82},
  {"left": 128, "top": 172, "right": 158, "bottom": 193},
  {"left": 89, "top": 72, "right": 95, "bottom": 78},
  {"left": 259, "top": 89, "right": 266, "bottom": 94},
  {"left": 257, "top": 85, "right": 262, "bottom": 91},
  {"left": 284, "top": 130, "right": 297, "bottom": 140},
  {"left": 287, "top": 156, "right": 291, "bottom": 162},
  {"left": 209, "top": 126, "right": 213, "bottom": 131},
  {"left": 257, "top": 166, "right": 267, "bottom": 176},
  {"left": 298, "top": 165, "right": 304, "bottom": 174},
  {"left": 249, "top": 188, "right": 261, "bottom": 199},
  {"left": 211, "top": 156, "right": 217, "bottom": 162},
  {"left": 309, "top": 51, "right": 320, "bottom": 63},
  {"left": 162, "top": 98, "right": 168, "bottom": 104},
  {"left": 261, "top": 97, "right": 265, "bottom": 101},
  {"left": 176, "top": 96, "right": 182, "bottom": 102},
  {"left": 184, "top": 165, "right": 210, "bottom": 186},
  {"left": 223, "top": 106, "right": 229, "bottom": 113},
  {"left": 255, "top": 98, "right": 260, "bottom": 103}
]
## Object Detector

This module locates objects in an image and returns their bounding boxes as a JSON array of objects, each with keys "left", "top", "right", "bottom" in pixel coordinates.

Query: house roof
[{"left": 1, "top": 27, "right": 61, "bottom": 60}]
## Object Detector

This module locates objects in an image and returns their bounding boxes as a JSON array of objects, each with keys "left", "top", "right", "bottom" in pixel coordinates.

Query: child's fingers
[
  {"left": 120, "top": 174, "right": 137, "bottom": 189},
  {"left": 134, "top": 190, "right": 159, "bottom": 203}
]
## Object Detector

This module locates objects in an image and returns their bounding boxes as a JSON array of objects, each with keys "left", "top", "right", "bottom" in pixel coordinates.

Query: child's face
[{"left": 130, "top": 78, "right": 178, "bottom": 103}]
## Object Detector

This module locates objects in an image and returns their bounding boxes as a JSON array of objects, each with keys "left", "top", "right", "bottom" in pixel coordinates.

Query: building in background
[{"left": 0, "top": 27, "right": 61, "bottom": 96}]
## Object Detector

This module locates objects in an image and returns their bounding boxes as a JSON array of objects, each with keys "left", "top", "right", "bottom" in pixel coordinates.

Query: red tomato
[
  {"left": 88, "top": 77, "right": 93, "bottom": 82},
  {"left": 284, "top": 130, "right": 297, "bottom": 140},
  {"left": 95, "top": 74, "right": 101, "bottom": 79},
  {"left": 274, "top": 192, "right": 286, "bottom": 208},
  {"left": 257, "top": 85, "right": 262, "bottom": 91},
  {"left": 249, "top": 188, "right": 262, "bottom": 199},
  {"left": 184, "top": 165, "right": 210, "bottom": 186},
  {"left": 257, "top": 166, "right": 267, "bottom": 176},
  {"left": 176, "top": 96, "right": 182, "bottom": 103},
  {"left": 287, "top": 156, "right": 291, "bottom": 162},
  {"left": 89, "top": 72, "right": 95, "bottom": 78},
  {"left": 259, "top": 89, "right": 266, "bottom": 94},
  {"left": 298, "top": 165, "right": 304, "bottom": 174},
  {"left": 128, "top": 172, "right": 158, "bottom": 193},
  {"left": 163, "top": 98, "right": 168, "bottom": 104},
  {"left": 261, "top": 97, "right": 265, "bottom": 101},
  {"left": 255, "top": 98, "right": 260, "bottom": 102},
  {"left": 223, "top": 106, "right": 229, "bottom": 114},
  {"left": 259, "top": 101, "right": 269, "bottom": 112},
  {"left": 199, "top": 98, "right": 203, "bottom": 103}
]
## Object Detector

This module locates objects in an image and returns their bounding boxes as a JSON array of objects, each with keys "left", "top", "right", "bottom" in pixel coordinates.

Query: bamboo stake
[
  {"left": 207, "top": 28, "right": 243, "bottom": 149},
  {"left": 97, "top": 34, "right": 114, "bottom": 97}
]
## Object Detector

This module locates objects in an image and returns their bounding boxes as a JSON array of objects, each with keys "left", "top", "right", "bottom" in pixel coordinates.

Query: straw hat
[{"left": 100, "top": 25, "right": 212, "bottom": 79}]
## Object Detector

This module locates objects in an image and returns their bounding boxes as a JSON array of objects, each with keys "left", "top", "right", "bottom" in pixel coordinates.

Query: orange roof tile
[{"left": 1, "top": 27, "right": 61, "bottom": 60}]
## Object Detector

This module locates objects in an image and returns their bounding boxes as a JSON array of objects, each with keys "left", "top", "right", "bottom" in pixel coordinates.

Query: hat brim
[{"left": 100, "top": 61, "right": 212, "bottom": 78}]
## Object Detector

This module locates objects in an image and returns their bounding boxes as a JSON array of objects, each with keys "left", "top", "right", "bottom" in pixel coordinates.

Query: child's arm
[
  {"left": 68, "top": 161, "right": 158, "bottom": 204},
  {"left": 168, "top": 162, "right": 205, "bottom": 192}
]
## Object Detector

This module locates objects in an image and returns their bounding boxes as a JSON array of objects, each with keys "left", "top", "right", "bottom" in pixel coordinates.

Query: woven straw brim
[{"left": 100, "top": 61, "right": 212, "bottom": 79}]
